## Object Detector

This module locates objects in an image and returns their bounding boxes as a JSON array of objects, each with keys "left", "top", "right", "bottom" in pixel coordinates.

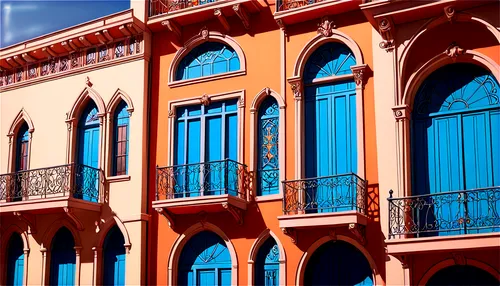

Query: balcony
[
  {"left": 278, "top": 173, "right": 368, "bottom": 243},
  {"left": 274, "top": 0, "right": 360, "bottom": 26},
  {"left": 153, "top": 159, "right": 250, "bottom": 226},
  {"left": 0, "top": 164, "right": 104, "bottom": 213},
  {"left": 386, "top": 187, "right": 500, "bottom": 255},
  {"left": 147, "top": 0, "right": 261, "bottom": 33}
]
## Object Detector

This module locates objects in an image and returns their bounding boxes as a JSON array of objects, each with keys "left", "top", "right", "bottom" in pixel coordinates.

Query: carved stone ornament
[
  {"left": 445, "top": 42, "right": 465, "bottom": 58},
  {"left": 317, "top": 17, "right": 336, "bottom": 37},
  {"left": 392, "top": 105, "right": 411, "bottom": 121},
  {"left": 329, "top": 229, "right": 337, "bottom": 241},
  {"left": 444, "top": 6, "right": 455, "bottom": 22},
  {"left": 238, "top": 96, "right": 245, "bottom": 108},
  {"left": 378, "top": 17, "right": 394, "bottom": 51},
  {"left": 199, "top": 94, "right": 211, "bottom": 106},
  {"left": 85, "top": 76, "right": 93, "bottom": 87},
  {"left": 276, "top": 19, "right": 287, "bottom": 36},
  {"left": 200, "top": 27, "right": 209, "bottom": 40},
  {"left": 452, "top": 252, "right": 466, "bottom": 265},
  {"left": 289, "top": 80, "right": 302, "bottom": 100},
  {"left": 168, "top": 109, "right": 176, "bottom": 118},
  {"left": 282, "top": 227, "right": 297, "bottom": 244},
  {"left": 222, "top": 202, "right": 244, "bottom": 225},
  {"left": 351, "top": 65, "right": 368, "bottom": 87}
]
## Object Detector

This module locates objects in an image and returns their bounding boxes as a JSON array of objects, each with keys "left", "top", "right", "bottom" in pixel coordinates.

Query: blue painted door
[
  {"left": 178, "top": 231, "right": 231, "bottom": 286},
  {"left": 304, "top": 241, "right": 372, "bottom": 286},
  {"left": 6, "top": 233, "right": 24, "bottom": 286},
  {"left": 50, "top": 228, "right": 76, "bottom": 286},
  {"left": 77, "top": 104, "right": 100, "bottom": 202},
  {"left": 304, "top": 42, "right": 357, "bottom": 213},
  {"left": 174, "top": 100, "right": 238, "bottom": 197},
  {"left": 255, "top": 238, "right": 279, "bottom": 286},
  {"left": 103, "top": 226, "right": 126, "bottom": 286},
  {"left": 412, "top": 64, "right": 500, "bottom": 236}
]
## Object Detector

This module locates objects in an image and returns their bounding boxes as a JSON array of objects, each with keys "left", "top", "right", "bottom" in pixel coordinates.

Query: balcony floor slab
[
  {"left": 0, "top": 196, "right": 102, "bottom": 214},
  {"left": 278, "top": 210, "right": 368, "bottom": 229}
]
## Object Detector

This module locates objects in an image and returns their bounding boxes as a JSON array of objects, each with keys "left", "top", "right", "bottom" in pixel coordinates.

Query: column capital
[{"left": 392, "top": 105, "right": 411, "bottom": 120}]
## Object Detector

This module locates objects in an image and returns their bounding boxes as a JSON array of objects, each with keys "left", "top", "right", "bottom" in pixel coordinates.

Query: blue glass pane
[
  {"left": 255, "top": 238, "right": 279, "bottom": 286},
  {"left": 258, "top": 97, "right": 280, "bottom": 196},
  {"left": 6, "top": 233, "right": 24, "bottom": 286},
  {"left": 103, "top": 226, "right": 126, "bottom": 286},
  {"left": 304, "top": 42, "right": 356, "bottom": 82},
  {"left": 176, "top": 42, "right": 240, "bottom": 80}
]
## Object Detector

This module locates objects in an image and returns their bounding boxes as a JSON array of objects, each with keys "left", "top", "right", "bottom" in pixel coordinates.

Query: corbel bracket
[
  {"left": 214, "top": 8, "right": 230, "bottom": 32},
  {"left": 377, "top": 17, "right": 395, "bottom": 52},
  {"left": 282, "top": 227, "right": 297, "bottom": 244},
  {"left": 348, "top": 223, "right": 366, "bottom": 245},
  {"left": 276, "top": 19, "right": 287, "bottom": 37},
  {"left": 13, "top": 211, "right": 37, "bottom": 234},
  {"left": 78, "top": 36, "right": 91, "bottom": 47},
  {"left": 95, "top": 32, "right": 108, "bottom": 45},
  {"left": 22, "top": 53, "right": 36, "bottom": 63},
  {"left": 222, "top": 203, "right": 244, "bottom": 225},
  {"left": 64, "top": 207, "right": 85, "bottom": 231},
  {"left": 233, "top": 4, "right": 250, "bottom": 30},
  {"left": 350, "top": 64, "right": 368, "bottom": 88},
  {"left": 13, "top": 55, "right": 26, "bottom": 66},
  {"left": 162, "top": 20, "right": 182, "bottom": 40},
  {"left": 119, "top": 25, "right": 132, "bottom": 37},
  {"left": 156, "top": 207, "right": 176, "bottom": 229}
]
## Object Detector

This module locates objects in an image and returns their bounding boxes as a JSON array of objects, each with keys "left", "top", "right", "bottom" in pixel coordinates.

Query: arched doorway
[
  {"left": 76, "top": 102, "right": 100, "bottom": 202},
  {"left": 6, "top": 233, "right": 24, "bottom": 286},
  {"left": 255, "top": 237, "right": 279, "bottom": 286},
  {"left": 412, "top": 63, "right": 500, "bottom": 236},
  {"left": 303, "top": 42, "right": 359, "bottom": 213},
  {"left": 178, "top": 231, "right": 231, "bottom": 286},
  {"left": 49, "top": 227, "right": 76, "bottom": 286},
  {"left": 103, "top": 225, "right": 126, "bottom": 286},
  {"left": 427, "top": 265, "right": 498, "bottom": 285},
  {"left": 304, "top": 240, "right": 372, "bottom": 286}
]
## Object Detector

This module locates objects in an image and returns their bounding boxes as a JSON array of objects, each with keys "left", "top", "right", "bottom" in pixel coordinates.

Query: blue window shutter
[
  {"left": 113, "top": 101, "right": 130, "bottom": 176},
  {"left": 176, "top": 42, "right": 240, "bottom": 81},
  {"left": 6, "top": 233, "right": 24, "bottom": 286},
  {"left": 178, "top": 231, "right": 231, "bottom": 286},
  {"left": 257, "top": 97, "right": 280, "bottom": 196},
  {"left": 49, "top": 228, "right": 76, "bottom": 286}
]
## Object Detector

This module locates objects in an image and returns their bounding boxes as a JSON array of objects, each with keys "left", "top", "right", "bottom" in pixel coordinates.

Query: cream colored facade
[{"left": 0, "top": 9, "right": 151, "bottom": 286}]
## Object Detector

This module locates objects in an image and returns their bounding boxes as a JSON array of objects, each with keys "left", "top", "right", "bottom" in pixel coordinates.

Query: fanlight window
[
  {"left": 304, "top": 42, "right": 356, "bottom": 83},
  {"left": 176, "top": 42, "right": 240, "bottom": 81}
]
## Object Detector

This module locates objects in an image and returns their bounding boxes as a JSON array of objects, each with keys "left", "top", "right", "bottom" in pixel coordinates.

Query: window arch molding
[
  {"left": 168, "top": 30, "right": 246, "bottom": 87},
  {"left": 247, "top": 228, "right": 286, "bottom": 285},
  {"left": 392, "top": 50, "right": 500, "bottom": 198},
  {"left": 418, "top": 258, "right": 500, "bottom": 285},
  {"left": 288, "top": 32, "right": 368, "bottom": 179},
  {"left": 0, "top": 225, "right": 30, "bottom": 286},
  {"left": 295, "top": 235, "right": 381, "bottom": 286},
  {"left": 91, "top": 214, "right": 132, "bottom": 285},
  {"left": 250, "top": 87, "right": 286, "bottom": 200},
  {"left": 167, "top": 222, "right": 238, "bottom": 286},
  {"left": 66, "top": 82, "right": 107, "bottom": 167},
  {"left": 7, "top": 109, "right": 35, "bottom": 172},
  {"left": 106, "top": 89, "right": 134, "bottom": 178}
]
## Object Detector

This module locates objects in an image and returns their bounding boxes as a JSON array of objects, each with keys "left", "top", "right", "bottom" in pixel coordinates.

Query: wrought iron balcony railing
[
  {"left": 156, "top": 159, "right": 249, "bottom": 200},
  {"left": 0, "top": 164, "right": 104, "bottom": 203},
  {"left": 276, "top": 0, "right": 325, "bottom": 12},
  {"left": 282, "top": 173, "right": 367, "bottom": 215},
  {"left": 149, "top": 0, "right": 219, "bottom": 17},
  {"left": 388, "top": 187, "right": 500, "bottom": 239}
]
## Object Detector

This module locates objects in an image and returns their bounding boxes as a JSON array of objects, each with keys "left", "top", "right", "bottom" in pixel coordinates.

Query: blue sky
[{"left": 1, "top": 0, "right": 130, "bottom": 48}]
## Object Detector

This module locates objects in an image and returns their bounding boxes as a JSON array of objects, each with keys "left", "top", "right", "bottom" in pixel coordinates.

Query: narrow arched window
[
  {"left": 255, "top": 237, "right": 279, "bottom": 286},
  {"left": 113, "top": 101, "right": 130, "bottom": 176},
  {"left": 49, "top": 228, "right": 76, "bottom": 286},
  {"left": 257, "top": 97, "right": 280, "bottom": 196},
  {"left": 16, "top": 123, "right": 30, "bottom": 172},
  {"left": 103, "top": 225, "right": 126, "bottom": 286},
  {"left": 176, "top": 42, "right": 240, "bottom": 81},
  {"left": 6, "top": 233, "right": 24, "bottom": 286}
]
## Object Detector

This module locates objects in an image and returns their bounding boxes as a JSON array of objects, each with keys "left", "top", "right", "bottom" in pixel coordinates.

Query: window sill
[
  {"left": 168, "top": 70, "right": 246, "bottom": 88},
  {"left": 107, "top": 175, "right": 131, "bottom": 183},
  {"left": 255, "top": 193, "right": 282, "bottom": 202}
]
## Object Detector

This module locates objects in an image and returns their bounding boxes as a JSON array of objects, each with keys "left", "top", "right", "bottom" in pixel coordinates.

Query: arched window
[
  {"left": 76, "top": 102, "right": 100, "bottom": 202},
  {"left": 257, "top": 97, "right": 280, "bottom": 196},
  {"left": 49, "top": 227, "right": 76, "bottom": 286},
  {"left": 427, "top": 265, "right": 498, "bottom": 286},
  {"left": 412, "top": 63, "right": 500, "bottom": 236},
  {"left": 176, "top": 42, "right": 240, "bottom": 81},
  {"left": 6, "top": 233, "right": 24, "bottom": 286},
  {"left": 255, "top": 237, "right": 279, "bottom": 286},
  {"left": 103, "top": 225, "right": 126, "bottom": 286},
  {"left": 15, "top": 123, "right": 30, "bottom": 172},
  {"left": 113, "top": 101, "right": 130, "bottom": 176},
  {"left": 304, "top": 241, "right": 372, "bottom": 285},
  {"left": 178, "top": 231, "right": 231, "bottom": 286},
  {"left": 303, "top": 42, "right": 358, "bottom": 213}
]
